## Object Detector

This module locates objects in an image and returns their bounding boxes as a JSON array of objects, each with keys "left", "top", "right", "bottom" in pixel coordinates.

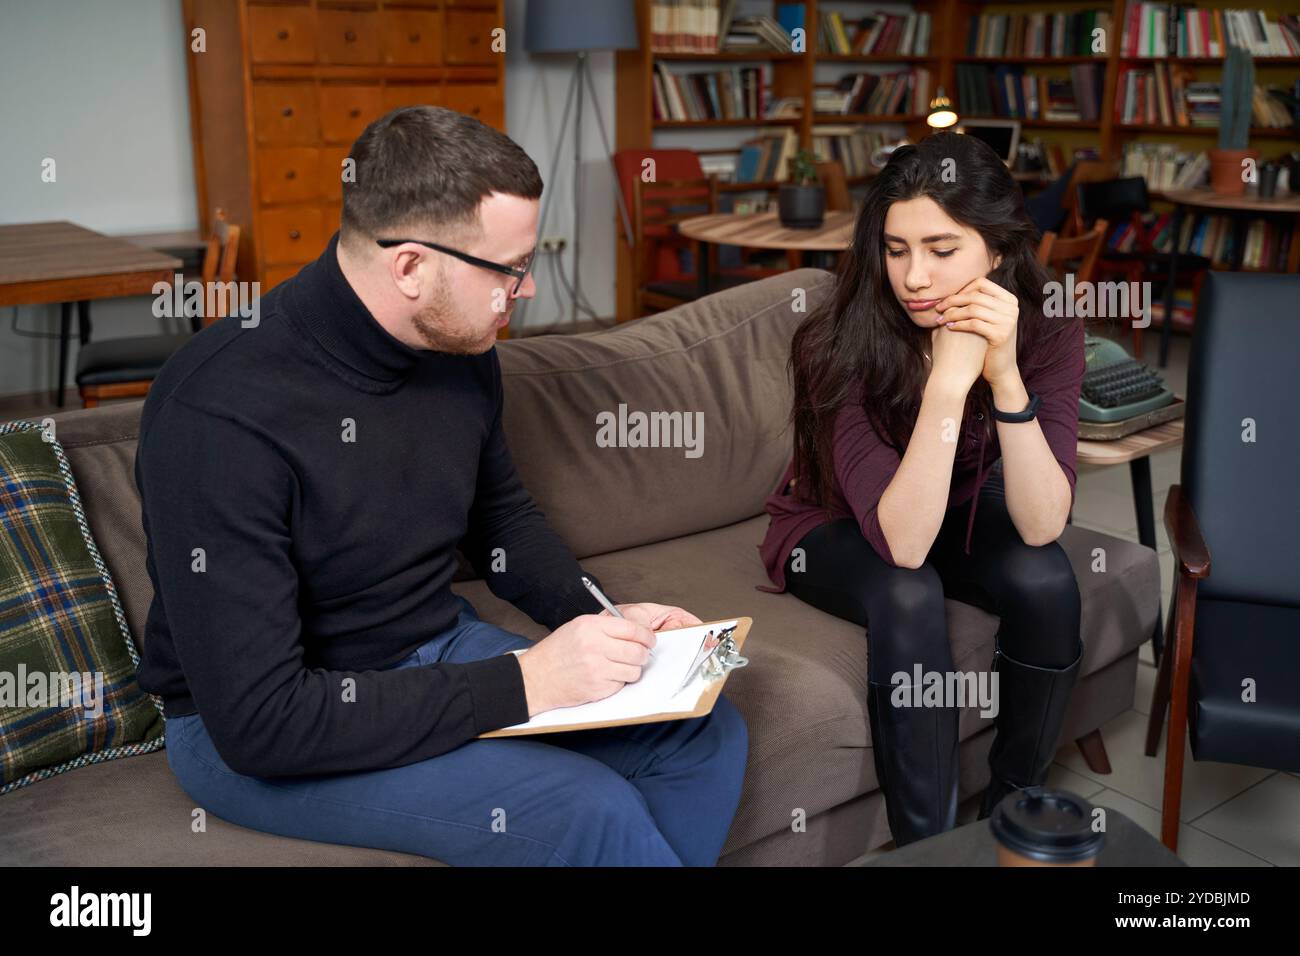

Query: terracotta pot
[{"left": 1208, "top": 149, "right": 1261, "bottom": 196}]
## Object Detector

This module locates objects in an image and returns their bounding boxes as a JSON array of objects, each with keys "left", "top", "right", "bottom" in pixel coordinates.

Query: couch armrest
[{"left": 1164, "top": 484, "right": 1210, "bottom": 580}]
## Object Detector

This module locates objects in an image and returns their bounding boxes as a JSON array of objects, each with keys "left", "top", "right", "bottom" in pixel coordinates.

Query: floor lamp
[{"left": 524, "top": 0, "right": 638, "bottom": 324}]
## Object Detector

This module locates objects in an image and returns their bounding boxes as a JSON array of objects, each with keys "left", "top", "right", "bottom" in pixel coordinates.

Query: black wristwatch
[{"left": 992, "top": 391, "right": 1041, "bottom": 423}]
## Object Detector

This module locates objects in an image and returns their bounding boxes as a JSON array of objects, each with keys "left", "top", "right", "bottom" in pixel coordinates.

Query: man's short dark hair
[{"left": 340, "top": 106, "right": 543, "bottom": 248}]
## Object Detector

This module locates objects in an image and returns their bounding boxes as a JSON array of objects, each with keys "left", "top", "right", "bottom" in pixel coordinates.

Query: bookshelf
[{"left": 613, "top": 0, "right": 1300, "bottom": 319}]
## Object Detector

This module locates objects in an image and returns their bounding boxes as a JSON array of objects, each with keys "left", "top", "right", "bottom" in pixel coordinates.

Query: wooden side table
[
  {"left": 1076, "top": 418, "right": 1185, "bottom": 659},
  {"left": 677, "top": 210, "right": 856, "bottom": 296}
]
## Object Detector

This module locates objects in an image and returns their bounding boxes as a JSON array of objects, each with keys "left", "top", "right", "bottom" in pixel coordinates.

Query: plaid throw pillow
[{"left": 0, "top": 420, "right": 164, "bottom": 794}]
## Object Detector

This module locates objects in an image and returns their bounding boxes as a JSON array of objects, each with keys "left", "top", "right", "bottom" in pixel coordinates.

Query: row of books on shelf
[
  {"left": 701, "top": 126, "right": 908, "bottom": 183},
  {"left": 1127, "top": 209, "right": 1295, "bottom": 271},
  {"left": 955, "top": 63, "right": 1104, "bottom": 122},
  {"left": 1114, "top": 64, "right": 1296, "bottom": 128},
  {"left": 818, "top": 8, "right": 931, "bottom": 56},
  {"left": 815, "top": 69, "right": 932, "bottom": 117},
  {"left": 652, "top": 62, "right": 766, "bottom": 121},
  {"left": 1122, "top": 142, "right": 1215, "bottom": 189},
  {"left": 649, "top": 0, "right": 724, "bottom": 53},
  {"left": 966, "top": 10, "right": 1113, "bottom": 59},
  {"left": 1120, "top": 3, "right": 1300, "bottom": 58},
  {"left": 810, "top": 125, "right": 906, "bottom": 179}
]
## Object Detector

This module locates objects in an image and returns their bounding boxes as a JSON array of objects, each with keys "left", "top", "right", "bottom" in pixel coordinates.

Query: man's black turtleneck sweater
[{"left": 134, "top": 232, "right": 608, "bottom": 778}]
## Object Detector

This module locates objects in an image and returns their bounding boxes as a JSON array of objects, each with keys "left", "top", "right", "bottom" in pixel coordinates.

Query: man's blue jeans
[{"left": 164, "top": 596, "right": 749, "bottom": 866}]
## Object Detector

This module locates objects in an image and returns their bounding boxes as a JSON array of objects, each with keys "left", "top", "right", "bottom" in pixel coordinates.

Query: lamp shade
[{"left": 525, "top": 0, "right": 639, "bottom": 53}]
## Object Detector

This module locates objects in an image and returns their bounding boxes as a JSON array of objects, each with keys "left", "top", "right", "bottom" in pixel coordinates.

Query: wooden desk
[
  {"left": 1077, "top": 418, "right": 1185, "bottom": 659},
  {"left": 0, "top": 221, "right": 182, "bottom": 406},
  {"left": 1147, "top": 187, "right": 1300, "bottom": 367}
]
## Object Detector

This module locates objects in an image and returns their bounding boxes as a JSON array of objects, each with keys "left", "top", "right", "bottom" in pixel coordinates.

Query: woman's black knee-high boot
[
  {"left": 866, "top": 679, "right": 960, "bottom": 847},
  {"left": 977, "top": 640, "right": 1084, "bottom": 820}
]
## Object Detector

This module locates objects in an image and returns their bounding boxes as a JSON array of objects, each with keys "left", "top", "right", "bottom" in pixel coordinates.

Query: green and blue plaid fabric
[{"left": 0, "top": 420, "right": 165, "bottom": 794}]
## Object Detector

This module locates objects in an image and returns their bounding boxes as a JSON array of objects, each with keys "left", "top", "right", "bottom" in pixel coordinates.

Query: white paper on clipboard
[{"left": 495, "top": 619, "right": 741, "bottom": 732}]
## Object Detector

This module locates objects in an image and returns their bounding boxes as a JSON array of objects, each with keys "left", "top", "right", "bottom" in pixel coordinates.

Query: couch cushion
[
  {"left": 495, "top": 268, "right": 835, "bottom": 558},
  {"left": 452, "top": 516, "right": 1159, "bottom": 852},
  {"left": 0, "top": 749, "right": 440, "bottom": 865}
]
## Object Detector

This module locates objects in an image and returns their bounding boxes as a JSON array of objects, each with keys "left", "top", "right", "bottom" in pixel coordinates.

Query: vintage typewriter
[{"left": 1079, "top": 335, "right": 1177, "bottom": 423}]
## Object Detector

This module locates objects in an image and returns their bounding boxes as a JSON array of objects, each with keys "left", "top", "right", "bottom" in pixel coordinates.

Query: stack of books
[
  {"left": 1119, "top": 3, "right": 1300, "bottom": 58},
  {"left": 723, "top": 14, "right": 794, "bottom": 53},
  {"left": 965, "top": 10, "right": 1112, "bottom": 57}
]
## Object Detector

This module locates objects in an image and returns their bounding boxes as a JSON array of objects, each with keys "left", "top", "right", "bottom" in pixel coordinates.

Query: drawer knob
[
  {"left": 289, "top": 230, "right": 301, "bottom": 240},
  {"left": 344, "top": 29, "right": 357, "bottom": 42},
  {"left": 469, "top": 36, "right": 480, "bottom": 45},
  {"left": 409, "top": 32, "right": 420, "bottom": 43},
  {"left": 349, "top": 107, "right": 361, "bottom": 117},
  {"left": 282, "top": 106, "right": 294, "bottom": 117},
  {"left": 285, "top": 169, "right": 297, "bottom": 180},
  {"left": 277, "top": 30, "right": 289, "bottom": 40}
]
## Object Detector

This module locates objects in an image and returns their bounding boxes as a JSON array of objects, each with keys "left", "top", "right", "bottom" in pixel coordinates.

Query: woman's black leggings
[{"left": 783, "top": 470, "right": 1081, "bottom": 683}]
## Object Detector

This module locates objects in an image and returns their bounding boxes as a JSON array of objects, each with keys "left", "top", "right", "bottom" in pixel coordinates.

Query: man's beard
[{"left": 410, "top": 281, "right": 504, "bottom": 355}]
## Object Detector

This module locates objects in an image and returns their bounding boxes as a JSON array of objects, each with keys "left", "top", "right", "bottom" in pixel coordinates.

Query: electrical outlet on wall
[{"left": 539, "top": 237, "right": 567, "bottom": 254}]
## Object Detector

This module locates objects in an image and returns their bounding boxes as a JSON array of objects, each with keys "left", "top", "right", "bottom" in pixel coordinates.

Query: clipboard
[{"left": 479, "top": 617, "right": 751, "bottom": 738}]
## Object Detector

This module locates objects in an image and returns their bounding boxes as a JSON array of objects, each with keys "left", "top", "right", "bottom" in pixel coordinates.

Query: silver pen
[{"left": 581, "top": 576, "right": 656, "bottom": 661}]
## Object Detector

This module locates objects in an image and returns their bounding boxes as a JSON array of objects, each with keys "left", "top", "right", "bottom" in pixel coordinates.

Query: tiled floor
[{"left": 5, "top": 325, "right": 1295, "bottom": 867}]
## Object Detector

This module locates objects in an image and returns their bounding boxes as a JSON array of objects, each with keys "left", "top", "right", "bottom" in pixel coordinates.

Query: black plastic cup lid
[{"left": 988, "top": 787, "right": 1106, "bottom": 864}]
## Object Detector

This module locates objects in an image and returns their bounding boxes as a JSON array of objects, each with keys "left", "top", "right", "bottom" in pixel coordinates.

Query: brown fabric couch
[{"left": 0, "top": 268, "right": 1157, "bottom": 866}]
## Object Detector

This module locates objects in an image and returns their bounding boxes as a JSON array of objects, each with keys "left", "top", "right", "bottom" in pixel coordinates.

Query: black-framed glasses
[{"left": 376, "top": 238, "right": 534, "bottom": 296}]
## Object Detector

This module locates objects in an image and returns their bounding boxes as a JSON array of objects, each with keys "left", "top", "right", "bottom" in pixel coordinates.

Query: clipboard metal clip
[{"left": 701, "top": 625, "right": 747, "bottom": 682}]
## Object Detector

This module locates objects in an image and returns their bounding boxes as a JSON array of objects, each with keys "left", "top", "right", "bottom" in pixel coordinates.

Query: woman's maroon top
[{"left": 757, "top": 320, "right": 1086, "bottom": 592}]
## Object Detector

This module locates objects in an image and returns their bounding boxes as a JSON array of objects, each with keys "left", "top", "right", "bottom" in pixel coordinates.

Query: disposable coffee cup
[{"left": 989, "top": 786, "right": 1105, "bottom": 867}]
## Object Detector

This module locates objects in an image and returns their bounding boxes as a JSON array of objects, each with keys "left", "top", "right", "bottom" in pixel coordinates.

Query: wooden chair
[
  {"left": 1036, "top": 218, "right": 1109, "bottom": 288},
  {"left": 77, "top": 211, "right": 240, "bottom": 408}
]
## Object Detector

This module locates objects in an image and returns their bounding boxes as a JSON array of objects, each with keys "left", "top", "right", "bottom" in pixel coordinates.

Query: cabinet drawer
[
  {"left": 317, "top": 8, "right": 380, "bottom": 64},
  {"left": 319, "top": 84, "right": 383, "bottom": 142},
  {"left": 319, "top": 146, "right": 353, "bottom": 204},
  {"left": 258, "top": 147, "right": 322, "bottom": 204},
  {"left": 382, "top": 84, "right": 443, "bottom": 112},
  {"left": 443, "top": 11, "right": 499, "bottom": 64},
  {"left": 440, "top": 83, "right": 503, "bottom": 127},
  {"left": 253, "top": 83, "right": 320, "bottom": 145},
  {"left": 248, "top": 4, "right": 316, "bottom": 63},
  {"left": 260, "top": 206, "right": 327, "bottom": 264},
  {"left": 382, "top": 9, "right": 442, "bottom": 65}
]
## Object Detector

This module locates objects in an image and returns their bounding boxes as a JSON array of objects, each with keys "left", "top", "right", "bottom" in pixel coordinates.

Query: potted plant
[
  {"left": 778, "top": 149, "right": 826, "bottom": 228},
  {"left": 1208, "top": 45, "right": 1259, "bottom": 196}
]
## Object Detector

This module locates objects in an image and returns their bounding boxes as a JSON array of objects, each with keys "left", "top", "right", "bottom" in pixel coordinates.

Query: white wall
[
  {"left": 0, "top": 0, "right": 618, "bottom": 398},
  {"left": 503, "top": 0, "right": 619, "bottom": 331},
  {"left": 0, "top": 0, "right": 198, "bottom": 398}
]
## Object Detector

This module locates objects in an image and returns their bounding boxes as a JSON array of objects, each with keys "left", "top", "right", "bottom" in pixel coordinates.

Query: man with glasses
[{"left": 135, "top": 106, "right": 748, "bottom": 866}]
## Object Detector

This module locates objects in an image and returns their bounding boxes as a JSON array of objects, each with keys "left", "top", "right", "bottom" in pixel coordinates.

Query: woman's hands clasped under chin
[{"left": 932, "top": 276, "right": 1022, "bottom": 392}]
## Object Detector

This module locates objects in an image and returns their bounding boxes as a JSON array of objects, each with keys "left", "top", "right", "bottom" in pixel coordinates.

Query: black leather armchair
[{"left": 1145, "top": 270, "right": 1300, "bottom": 852}]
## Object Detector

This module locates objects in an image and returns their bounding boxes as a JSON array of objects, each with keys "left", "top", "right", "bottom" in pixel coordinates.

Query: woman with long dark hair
[{"left": 757, "top": 131, "right": 1086, "bottom": 847}]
